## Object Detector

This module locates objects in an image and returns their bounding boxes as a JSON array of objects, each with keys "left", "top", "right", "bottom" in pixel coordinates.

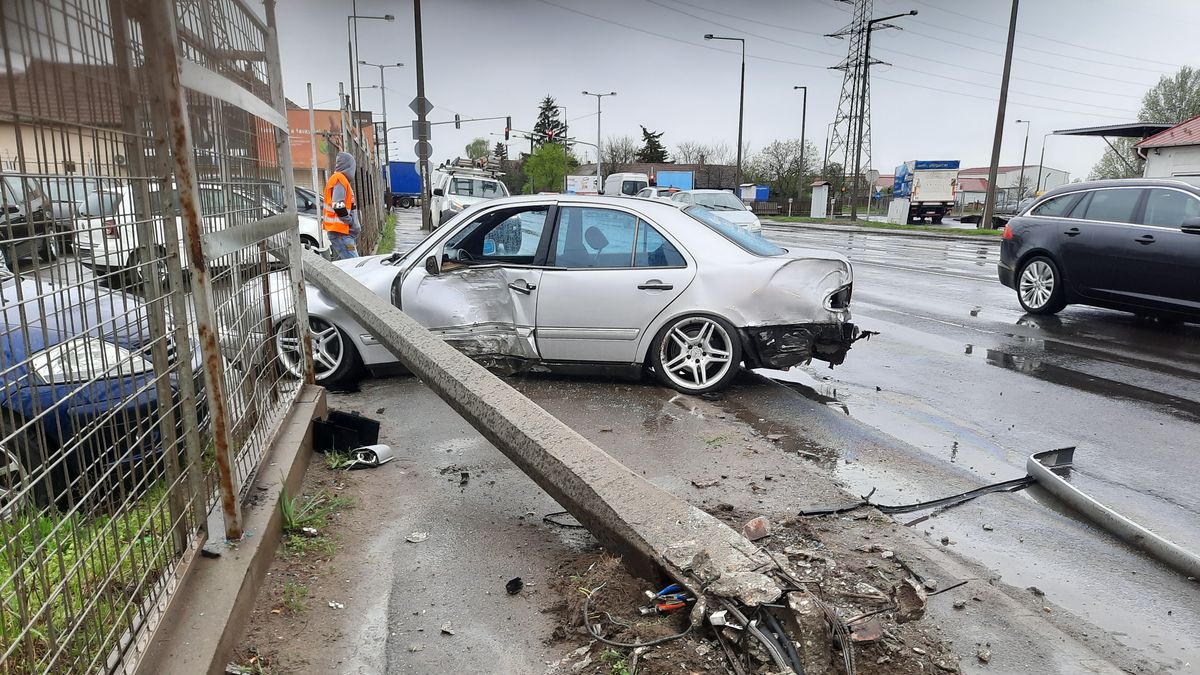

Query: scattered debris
[
  {"left": 766, "top": 433, "right": 787, "bottom": 441},
  {"left": 881, "top": 550, "right": 895, "bottom": 559},
  {"left": 459, "top": 471, "right": 470, "bottom": 486},
  {"left": 982, "top": 523, "right": 994, "bottom": 531},
  {"left": 440, "top": 621, "right": 455, "bottom": 635},
  {"left": 346, "top": 444, "right": 395, "bottom": 470},
  {"left": 691, "top": 478, "right": 722, "bottom": 489},
  {"left": 912, "top": 646, "right": 928, "bottom": 655},
  {"left": 892, "top": 577, "right": 928, "bottom": 624},
  {"left": 300, "top": 527, "right": 319, "bottom": 538},
  {"left": 940, "top": 536, "right": 951, "bottom": 545},
  {"left": 327, "top": 600, "right": 345, "bottom": 610},
  {"left": 506, "top": 577, "right": 524, "bottom": 595},
  {"left": 849, "top": 616, "right": 884, "bottom": 643},
  {"left": 405, "top": 532, "right": 429, "bottom": 543},
  {"left": 407, "top": 643, "right": 424, "bottom": 653},
  {"left": 977, "top": 647, "right": 992, "bottom": 663},
  {"left": 1028, "top": 586, "right": 1045, "bottom": 597},
  {"left": 707, "top": 570, "right": 781, "bottom": 606},
  {"left": 741, "top": 515, "right": 772, "bottom": 541},
  {"left": 953, "top": 600, "right": 967, "bottom": 610}
]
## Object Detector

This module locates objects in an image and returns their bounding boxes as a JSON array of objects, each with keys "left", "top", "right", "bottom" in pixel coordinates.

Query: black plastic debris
[
  {"left": 313, "top": 410, "right": 380, "bottom": 454},
  {"left": 506, "top": 577, "right": 524, "bottom": 595}
]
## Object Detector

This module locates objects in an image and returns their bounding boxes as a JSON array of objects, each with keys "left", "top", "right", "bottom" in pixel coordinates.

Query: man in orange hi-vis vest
[{"left": 323, "top": 151, "right": 361, "bottom": 259}]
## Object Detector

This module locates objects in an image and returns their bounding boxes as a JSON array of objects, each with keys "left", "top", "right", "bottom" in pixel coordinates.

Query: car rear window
[
  {"left": 685, "top": 206, "right": 783, "bottom": 256},
  {"left": 1030, "top": 193, "right": 1079, "bottom": 217},
  {"left": 1081, "top": 188, "right": 1141, "bottom": 223},
  {"left": 80, "top": 190, "right": 122, "bottom": 217}
]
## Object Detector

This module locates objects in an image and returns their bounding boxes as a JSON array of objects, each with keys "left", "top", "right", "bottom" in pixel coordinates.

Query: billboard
[
  {"left": 566, "top": 175, "right": 600, "bottom": 194},
  {"left": 656, "top": 170, "right": 694, "bottom": 190},
  {"left": 286, "top": 108, "right": 375, "bottom": 171}
]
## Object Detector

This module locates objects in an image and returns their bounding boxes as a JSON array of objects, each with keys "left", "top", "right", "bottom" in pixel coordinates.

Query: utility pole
[
  {"left": 1015, "top": 119, "right": 1031, "bottom": 201},
  {"left": 583, "top": 90, "right": 616, "bottom": 186},
  {"left": 413, "top": 0, "right": 432, "bottom": 231},
  {"left": 851, "top": 10, "right": 916, "bottom": 221},
  {"left": 307, "top": 82, "right": 319, "bottom": 195},
  {"left": 981, "top": 0, "right": 1019, "bottom": 231},
  {"left": 704, "top": 33, "right": 746, "bottom": 189},
  {"left": 360, "top": 61, "right": 404, "bottom": 175},
  {"left": 1037, "top": 131, "right": 1051, "bottom": 192},
  {"left": 793, "top": 85, "right": 807, "bottom": 198}
]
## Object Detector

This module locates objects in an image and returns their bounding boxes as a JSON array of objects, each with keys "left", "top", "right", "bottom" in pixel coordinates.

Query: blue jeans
[{"left": 329, "top": 232, "right": 358, "bottom": 259}]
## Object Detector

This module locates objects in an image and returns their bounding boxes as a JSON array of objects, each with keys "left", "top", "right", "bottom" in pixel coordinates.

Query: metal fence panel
[{"left": 0, "top": 0, "right": 310, "bottom": 671}]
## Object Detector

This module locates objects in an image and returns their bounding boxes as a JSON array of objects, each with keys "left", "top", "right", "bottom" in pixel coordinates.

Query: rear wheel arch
[
  {"left": 635, "top": 306, "right": 746, "bottom": 365},
  {"left": 1014, "top": 247, "right": 1070, "bottom": 296}
]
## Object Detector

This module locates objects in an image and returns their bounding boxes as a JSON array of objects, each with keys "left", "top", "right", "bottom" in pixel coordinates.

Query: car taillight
[
  {"left": 103, "top": 219, "right": 118, "bottom": 238},
  {"left": 1003, "top": 223, "right": 1013, "bottom": 239}
]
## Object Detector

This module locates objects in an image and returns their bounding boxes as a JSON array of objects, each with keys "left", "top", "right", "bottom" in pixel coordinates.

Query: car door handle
[
  {"left": 1064, "top": 227, "right": 1080, "bottom": 236},
  {"left": 1135, "top": 234, "right": 1155, "bottom": 245},
  {"left": 507, "top": 281, "right": 536, "bottom": 294},
  {"left": 638, "top": 282, "right": 674, "bottom": 291}
]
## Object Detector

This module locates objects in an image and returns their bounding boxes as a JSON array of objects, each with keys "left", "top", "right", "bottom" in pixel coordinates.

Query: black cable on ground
[
  {"left": 798, "top": 475, "right": 1034, "bottom": 517},
  {"left": 582, "top": 584, "right": 693, "bottom": 648},
  {"left": 543, "top": 510, "right": 586, "bottom": 528},
  {"left": 761, "top": 608, "right": 805, "bottom": 675}
]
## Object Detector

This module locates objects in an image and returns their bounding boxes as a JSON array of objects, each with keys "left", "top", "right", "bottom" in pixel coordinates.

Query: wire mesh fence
[{"left": 0, "top": 0, "right": 312, "bottom": 671}]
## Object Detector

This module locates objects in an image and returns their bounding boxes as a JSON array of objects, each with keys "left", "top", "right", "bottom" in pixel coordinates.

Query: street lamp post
[
  {"left": 852, "top": 9, "right": 917, "bottom": 221},
  {"left": 1037, "top": 131, "right": 1051, "bottom": 192},
  {"left": 583, "top": 90, "right": 616, "bottom": 186},
  {"left": 346, "top": 13, "right": 394, "bottom": 126},
  {"left": 1015, "top": 119, "right": 1031, "bottom": 201},
  {"left": 359, "top": 60, "right": 403, "bottom": 171},
  {"left": 704, "top": 33, "right": 745, "bottom": 189},
  {"left": 793, "top": 85, "right": 807, "bottom": 198}
]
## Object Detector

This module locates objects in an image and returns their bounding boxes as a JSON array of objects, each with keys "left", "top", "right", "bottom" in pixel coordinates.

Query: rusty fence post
[{"left": 143, "top": 0, "right": 242, "bottom": 539}]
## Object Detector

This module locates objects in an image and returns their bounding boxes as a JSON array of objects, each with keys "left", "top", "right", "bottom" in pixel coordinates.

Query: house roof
[
  {"left": 873, "top": 174, "right": 894, "bottom": 189},
  {"left": 958, "top": 177, "right": 989, "bottom": 193},
  {"left": 1055, "top": 122, "right": 1175, "bottom": 138},
  {"left": 0, "top": 60, "right": 123, "bottom": 128},
  {"left": 1135, "top": 115, "right": 1200, "bottom": 150}
]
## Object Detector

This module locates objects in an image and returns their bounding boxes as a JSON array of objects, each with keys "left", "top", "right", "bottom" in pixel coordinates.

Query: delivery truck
[
  {"left": 893, "top": 160, "right": 959, "bottom": 224},
  {"left": 386, "top": 161, "right": 422, "bottom": 208}
]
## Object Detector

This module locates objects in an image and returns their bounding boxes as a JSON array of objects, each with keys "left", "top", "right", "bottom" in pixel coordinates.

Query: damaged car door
[{"left": 399, "top": 204, "right": 553, "bottom": 365}]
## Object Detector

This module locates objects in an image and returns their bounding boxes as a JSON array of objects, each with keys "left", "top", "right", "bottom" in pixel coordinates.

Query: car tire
[
  {"left": 1016, "top": 255, "right": 1066, "bottom": 314},
  {"left": 127, "top": 246, "right": 170, "bottom": 292},
  {"left": 649, "top": 314, "right": 742, "bottom": 395},
  {"left": 275, "top": 315, "right": 361, "bottom": 389},
  {"left": 400, "top": 197, "right": 414, "bottom": 209},
  {"left": 0, "top": 415, "right": 60, "bottom": 511},
  {"left": 931, "top": 216, "right": 944, "bottom": 224},
  {"left": 300, "top": 235, "right": 319, "bottom": 251}
]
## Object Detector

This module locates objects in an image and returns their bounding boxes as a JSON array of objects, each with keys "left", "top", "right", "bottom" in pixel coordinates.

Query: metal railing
[{"left": 0, "top": 0, "right": 313, "bottom": 671}]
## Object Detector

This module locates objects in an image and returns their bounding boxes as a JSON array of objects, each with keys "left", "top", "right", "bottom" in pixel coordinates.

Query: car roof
[
  {"left": 1040, "top": 177, "right": 1200, "bottom": 199},
  {"left": 681, "top": 189, "right": 732, "bottom": 194},
  {"left": 486, "top": 193, "right": 687, "bottom": 213}
]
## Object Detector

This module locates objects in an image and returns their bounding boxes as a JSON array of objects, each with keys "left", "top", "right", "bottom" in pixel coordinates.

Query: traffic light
[
  {"left": 454, "top": 114, "right": 461, "bottom": 130},
  {"left": 505, "top": 116, "right": 511, "bottom": 140}
]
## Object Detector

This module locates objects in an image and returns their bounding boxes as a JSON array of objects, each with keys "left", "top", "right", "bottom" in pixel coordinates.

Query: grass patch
[
  {"left": 280, "top": 580, "right": 308, "bottom": 614},
  {"left": 375, "top": 213, "right": 397, "bottom": 254},
  {"left": 279, "top": 488, "right": 351, "bottom": 558},
  {"left": 600, "top": 648, "right": 630, "bottom": 675},
  {"left": 0, "top": 483, "right": 174, "bottom": 672},
  {"left": 769, "top": 216, "right": 1001, "bottom": 236},
  {"left": 322, "top": 451, "right": 355, "bottom": 471}
]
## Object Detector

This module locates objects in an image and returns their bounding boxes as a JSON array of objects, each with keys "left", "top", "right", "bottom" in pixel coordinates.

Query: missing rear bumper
[{"left": 741, "top": 322, "right": 865, "bottom": 369}]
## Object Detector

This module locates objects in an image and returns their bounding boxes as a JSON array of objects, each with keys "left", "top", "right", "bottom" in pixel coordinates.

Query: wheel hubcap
[
  {"left": 1019, "top": 261, "right": 1054, "bottom": 309},
  {"left": 0, "top": 444, "right": 28, "bottom": 517},
  {"left": 660, "top": 317, "right": 734, "bottom": 391},
  {"left": 276, "top": 316, "right": 342, "bottom": 380}
]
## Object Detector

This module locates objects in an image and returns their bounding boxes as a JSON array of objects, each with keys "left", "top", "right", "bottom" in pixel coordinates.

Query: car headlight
[
  {"left": 30, "top": 337, "right": 154, "bottom": 384},
  {"left": 449, "top": 198, "right": 465, "bottom": 211}
]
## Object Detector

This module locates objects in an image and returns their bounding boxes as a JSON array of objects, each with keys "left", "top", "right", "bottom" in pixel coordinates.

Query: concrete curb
[
  {"left": 762, "top": 219, "right": 1003, "bottom": 244},
  {"left": 136, "top": 385, "right": 326, "bottom": 675}
]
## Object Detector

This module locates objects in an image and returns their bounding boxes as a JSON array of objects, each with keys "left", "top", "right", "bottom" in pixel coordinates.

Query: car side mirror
[
  {"left": 424, "top": 255, "right": 440, "bottom": 276},
  {"left": 1182, "top": 216, "right": 1200, "bottom": 234},
  {"left": 432, "top": 188, "right": 444, "bottom": 197}
]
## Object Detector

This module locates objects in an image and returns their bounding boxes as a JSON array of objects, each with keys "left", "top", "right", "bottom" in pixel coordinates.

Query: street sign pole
[{"left": 412, "top": 0, "right": 433, "bottom": 231}]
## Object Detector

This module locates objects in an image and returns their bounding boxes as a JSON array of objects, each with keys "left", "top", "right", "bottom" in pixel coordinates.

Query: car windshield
[
  {"left": 450, "top": 178, "right": 507, "bottom": 198},
  {"left": 691, "top": 192, "right": 745, "bottom": 211},
  {"left": 685, "top": 206, "right": 784, "bottom": 256},
  {"left": 80, "top": 190, "right": 122, "bottom": 217}
]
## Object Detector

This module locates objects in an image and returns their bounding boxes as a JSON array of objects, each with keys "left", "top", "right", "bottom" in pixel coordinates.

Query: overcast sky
[{"left": 272, "top": 0, "right": 1199, "bottom": 180}]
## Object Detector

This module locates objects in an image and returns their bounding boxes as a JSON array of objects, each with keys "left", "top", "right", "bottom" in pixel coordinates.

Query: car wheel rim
[
  {"left": 659, "top": 317, "right": 734, "bottom": 391},
  {"left": 275, "top": 316, "right": 342, "bottom": 381},
  {"left": 0, "top": 443, "right": 28, "bottom": 517},
  {"left": 1019, "top": 261, "right": 1054, "bottom": 309}
]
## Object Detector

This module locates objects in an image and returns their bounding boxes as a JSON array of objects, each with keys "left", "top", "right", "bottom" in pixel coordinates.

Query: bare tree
[
  {"left": 745, "top": 139, "right": 820, "bottom": 199},
  {"left": 672, "top": 140, "right": 735, "bottom": 165},
  {"left": 602, "top": 135, "right": 638, "bottom": 167}
]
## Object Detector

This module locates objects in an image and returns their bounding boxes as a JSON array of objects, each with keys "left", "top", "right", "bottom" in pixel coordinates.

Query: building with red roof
[{"left": 1136, "top": 115, "right": 1200, "bottom": 186}]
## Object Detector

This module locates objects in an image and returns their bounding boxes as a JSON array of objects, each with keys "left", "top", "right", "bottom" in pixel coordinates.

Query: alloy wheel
[
  {"left": 658, "top": 317, "right": 735, "bottom": 391},
  {"left": 1019, "top": 260, "right": 1055, "bottom": 310},
  {"left": 0, "top": 442, "right": 29, "bottom": 518},
  {"left": 275, "top": 315, "right": 343, "bottom": 381}
]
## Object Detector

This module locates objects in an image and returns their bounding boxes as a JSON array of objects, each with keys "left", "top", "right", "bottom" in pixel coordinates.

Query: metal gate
[{"left": 0, "top": 0, "right": 312, "bottom": 671}]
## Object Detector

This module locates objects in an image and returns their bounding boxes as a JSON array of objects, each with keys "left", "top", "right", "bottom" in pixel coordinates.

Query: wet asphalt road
[{"left": 760, "top": 223, "right": 1200, "bottom": 670}]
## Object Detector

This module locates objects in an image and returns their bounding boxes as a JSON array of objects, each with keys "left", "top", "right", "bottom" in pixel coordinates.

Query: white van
[
  {"left": 603, "top": 172, "right": 649, "bottom": 197},
  {"left": 430, "top": 165, "right": 509, "bottom": 228}
]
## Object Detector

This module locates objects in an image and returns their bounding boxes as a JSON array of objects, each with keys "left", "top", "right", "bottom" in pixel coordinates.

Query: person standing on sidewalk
[{"left": 323, "top": 151, "right": 361, "bottom": 259}]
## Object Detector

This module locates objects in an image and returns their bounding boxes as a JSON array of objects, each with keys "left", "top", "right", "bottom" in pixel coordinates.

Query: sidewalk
[{"left": 234, "top": 374, "right": 1135, "bottom": 674}]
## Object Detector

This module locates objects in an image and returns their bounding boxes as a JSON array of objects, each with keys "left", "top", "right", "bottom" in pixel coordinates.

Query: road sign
[
  {"left": 411, "top": 120, "right": 431, "bottom": 140},
  {"left": 409, "top": 96, "right": 434, "bottom": 116},
  {"left": 414, "top": 140, "right": 433, "bottom": 158}
]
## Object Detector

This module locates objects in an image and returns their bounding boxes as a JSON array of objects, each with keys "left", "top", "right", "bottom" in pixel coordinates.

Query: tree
[
  {"left": 523, "top": 143, "right": 576, "bottom": 193},
  {"left": 745, "top": 139, "right": 820, "bottom": 200},
  {"left": 1091, "top": 65, "right": 1200, "bottom": 179},
  {"left": 602, "top": 135, "right": 638, "bottom": 167},
  {"left": 1013, "top": 174, "right": 1035, "bottom": 199},
  {"left": 532, "top": 95, "right": 568, "bottom": 147},
  {"left": 636, "top": 125, "right": 669, "bottom": 163},
  {"left": 673, "top": 140, "right": 734, "bottom": 165},
  {"left": 493, "top": 142, "right": 508, "bottom": 160},
  {"left": 465, "top": 137, "right": 489, "bottom": 161}
]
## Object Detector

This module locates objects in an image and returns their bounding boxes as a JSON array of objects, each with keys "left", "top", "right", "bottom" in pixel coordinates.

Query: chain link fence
[{"left": 0, "top": 0, "right": 313, "bottom": 671}]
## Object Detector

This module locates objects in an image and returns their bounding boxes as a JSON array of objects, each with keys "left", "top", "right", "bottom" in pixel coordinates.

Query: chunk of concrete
[
  {"left": 741, "top": 515, "right": 772, "bottom": 541},
  {"left": 707, "top": 571, "right": 782, "bottom": 606},
  {"left": 785, "top": 591, "right": 834, "bottom": 675},
  {"left": 893, "top": 577, "right": 928, "bottom": 624}
]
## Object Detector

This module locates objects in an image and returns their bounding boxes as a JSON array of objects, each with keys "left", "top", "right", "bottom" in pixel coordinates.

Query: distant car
[
  {"left": 252, "top": 195, "right": 861, "bottom": 395},
  {"left": 670, "top": 189, "right": 762, "bottom": 235},
  {"left": 294, "top": 186, "right": 321, "bottom": 216},
  {"left": 603, "top": 172, "right": 649, "bottom": 197},
  {"left": 999, "top": 178, "right": 1200, "bottom": 319},
  {"left": 430, "top": 167, "right": 509, "bottom": 228},
  {"left": 0, "top": 277, "right": 201, "bottom": 510},
  {"left": 0, "top": 174, "right": 59, "bottom": 264},
  {"left": 74, "top": 183, "right": 328, "bottom": 287},
  {"left": 40, "top": 177, "right": 104, "bottom": 251},
  {"left": 636, "top": 186, "right": 680, "bottom": 202}
]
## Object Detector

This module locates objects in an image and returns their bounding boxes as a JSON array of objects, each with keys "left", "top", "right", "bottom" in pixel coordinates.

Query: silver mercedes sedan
[{"left": 275, "top": 195, "right": 862, "bottom": 394}]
